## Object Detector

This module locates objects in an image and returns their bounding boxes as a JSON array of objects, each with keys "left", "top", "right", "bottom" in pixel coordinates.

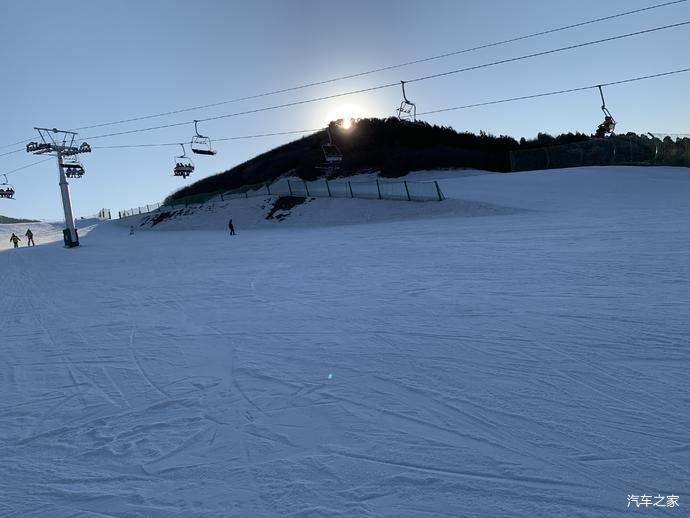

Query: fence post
[
  {"left": 288, "top": 180, "right": 293, "bottom": 196},
  {"left": 348, "top": 181, "right": 353, "bottom": 198},
  {"left": 304, "top": 181, "right": 310, "bottom": 197},
  {"left": 325, "top": 180, "right": 331, "bottom": 197},
  {"left": 376, "top": 179, "right": 382, "bottom": 200},
  {"left": 404, "top": 181, "right": 411, "bottom": 201},
  {"left": 266, "top": 182, "right": 271, "bottom": 195},
  {"left": 138, "top": 207, "right": 141, "bottom": 215},
  {"left": 434, "top": 181, "right": 444, "bottom": 201}
]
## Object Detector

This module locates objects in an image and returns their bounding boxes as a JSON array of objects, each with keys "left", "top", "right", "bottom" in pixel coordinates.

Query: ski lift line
[
  {"left": 3, "top": 158, "right": 53, "bottom": 176},
  {"left": 78, "top": 68, "right": 690, "bottom": 152},
  {"left": 405, "top": 21, "right": 690, "bottom": 85},
  {"left": 3, "top": 68, "right": 689, "bottom": 180},
  {"left": 0, "top": 137, "right": 33, "bottom": 151},
  {"left": 3, "top": 65, "right": 689, "bottom": 166},
  {"left": 81, "top": 84, "right": 396, "bottom": 141},
  {"left": 214, "top": 128, "right": 323, "bottom": 142},
  {"left": 28, "top": 0, "right": 690, "bottom": 137},
  {"left": 91, "top": 128, "right": 325, "bottom": 150},
  {"left": 24, "top": 67, "right": 690, "bottom": 156},
  {"left": 79, "top": 20, "right": 688, "bottom": 142},
  {"left": 4, "top": 62, "right": 689, "bottom": 169},
  {"left": 2, "top": 19, "right": 687, "bottom": 153},
  {"left": 0, "top": 0, "right": 683, "bottom": 150},
  {"left": 0, "top": 149, "right": 24, "bottom": 158},
  {"left": 416, "top": 67, "right": 690, "bottom": 116}
]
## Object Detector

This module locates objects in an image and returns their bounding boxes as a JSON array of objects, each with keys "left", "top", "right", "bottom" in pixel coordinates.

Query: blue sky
[{"left": 1, "top": 0, "right": 688, "bottom": 220}]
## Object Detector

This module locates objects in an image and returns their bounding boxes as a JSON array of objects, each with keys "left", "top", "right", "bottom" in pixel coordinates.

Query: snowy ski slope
[{"left": 1, "top": 166, "right": 688, "bottom": 517}]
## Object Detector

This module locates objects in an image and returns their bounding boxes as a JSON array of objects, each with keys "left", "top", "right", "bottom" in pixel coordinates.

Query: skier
[
  {"left": 228, "top": 219, "right": 235, "bottom": 236},
  {"left": 129, "top": 225, "right": 135, "bottom": 235},
  {"left": 25, "top": 228, "right": 35, "bottom": 246},
  {"left": 595, "top": 116, "right": 615, "bottom": 138},
  {"left": 9, "top": 233, "right": 20, "bottom": 248}
]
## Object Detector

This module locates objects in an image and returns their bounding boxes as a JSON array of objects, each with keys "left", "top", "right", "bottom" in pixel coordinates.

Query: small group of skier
[{"left": 9, "top": 229, "right": 34, "bottom": 248}]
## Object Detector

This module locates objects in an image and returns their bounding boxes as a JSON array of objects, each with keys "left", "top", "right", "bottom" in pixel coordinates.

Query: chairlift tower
[{"left": 26, "top": 127, "right": 92, "bottom": 248}]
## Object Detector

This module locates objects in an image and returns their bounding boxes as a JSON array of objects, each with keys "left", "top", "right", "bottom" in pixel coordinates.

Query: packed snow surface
[{"left": 1, "top": 166, "right": 688, "bottom": 517}]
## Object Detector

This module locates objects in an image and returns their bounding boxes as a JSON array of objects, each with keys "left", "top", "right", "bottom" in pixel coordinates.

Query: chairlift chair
[
  {"left": 397, "top": 81, "right": 417, "bottom": 123},
  {"left": 0, "top": 174, "right": 15, "bottom": 199},
  {"left": 26, "top": 142, "right": 51, "bottom": 153},
  {"left": 61, "top": 156, "right": 86, "bottom": 179},
  {"left": 191, "top": 121, "right": 217, "bottom": 156},
  {"left": 594, "top": 85, "right": 616, "bottom": 138},
  {"left": 322, "top": 144, "right": 343, "bottom": 163},
  {"left": 173, "top": 144, "right": 195, "bottom": 178},
  {"left": 321, "top": 128, "right": 343, "bottom": 164}
]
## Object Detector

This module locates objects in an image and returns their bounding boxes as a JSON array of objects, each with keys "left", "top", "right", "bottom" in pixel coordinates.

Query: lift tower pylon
[{"left": 26, "top": 128, "right": 91, "bottom": 248}]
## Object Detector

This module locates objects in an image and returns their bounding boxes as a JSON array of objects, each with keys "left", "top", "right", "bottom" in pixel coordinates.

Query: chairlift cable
[
  {"left": 92, "top": 128, "right": 323, "bottom": 149},
  {"left": 2, "top": 21, "right": 688, "bottom": 150},
  {"left": 405, "top": 22, "right": 690, "bottom": 85},
  {"left": 72, "top": 21, "right": 690, "bottom": 143},
  {"left": 8, "top": 67, "right": 689, "bottom": 162},
  {"left": 3, "top": 158, "right": 53, "bottom": 176},
  {"left": 0, "top": 149, "right": 25, "bottom": 158},
  {"left": 48, "top": 1, "right": 690, "bottom": 131},
  {"left": 3, "top": 67, "right": 689, "bottom": 179},
  {"left": 0, "top": 0, "right": 685, "bottom": 149},
  {"left": 416, "top": 67, "right": 690, "bottom": 116}
]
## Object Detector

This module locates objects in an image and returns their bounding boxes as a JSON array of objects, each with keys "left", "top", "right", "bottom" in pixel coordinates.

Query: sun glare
[{"left": 327, "top": 103, "right": 366, "bottom": 129}]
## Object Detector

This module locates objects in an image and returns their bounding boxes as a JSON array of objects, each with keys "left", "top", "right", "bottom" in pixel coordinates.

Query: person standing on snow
[
  {"left": 129, "top": 225, "right": 135, "bottom": 235},
  {"left": 228, "top": 219, "right": 235, "bottom": 236},
  {"left": 9, "top": 233, "right": 20, "bottom": 248},
  {"left": 25, "top": 228, "right": 35, "bottom": 246}
]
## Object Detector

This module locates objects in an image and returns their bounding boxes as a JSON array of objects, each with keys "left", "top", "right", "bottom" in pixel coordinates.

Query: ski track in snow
[{"left": 1, "top": 166, "right": 689, "bottom": 516}]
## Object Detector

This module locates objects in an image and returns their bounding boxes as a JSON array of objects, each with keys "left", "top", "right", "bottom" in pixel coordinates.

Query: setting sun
[{"left": 326, "top": 103, "right": 366, "bottom": 128}]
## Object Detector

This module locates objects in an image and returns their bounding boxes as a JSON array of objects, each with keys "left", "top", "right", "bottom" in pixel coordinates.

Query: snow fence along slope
[{"left": 0, "top": 166, "right": 688, "bottom": 517}]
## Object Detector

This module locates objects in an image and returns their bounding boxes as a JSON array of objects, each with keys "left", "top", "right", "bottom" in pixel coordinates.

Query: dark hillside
[{"left": 166, "top": 118, "right": 591, "bottom": 203}]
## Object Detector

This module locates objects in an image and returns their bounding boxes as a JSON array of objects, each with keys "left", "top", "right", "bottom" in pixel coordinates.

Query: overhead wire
[
  {"left": 417, "top": 68, "right": 690, "bottom": 116},
  {"left": 406, "top": 22, "right": 690, "bottom": 84},
  {"left": 3, "top": 23, "right": 689, "bottom": 177},
  {"left": 3, "top": 66, "right": 688, "bottom": 181},
  {"left": 47, "top": 68, "right": 690, "bottom": 152},
  {"left": 73, "top": 21, "right": 690, "bottom": 142},
  {"left": 92, "top": 128, "right": 324, "bottom": 149},
  {"left": 0, "top": 149, "right": 25, "bottom": 158},
  {"left": 69, "top": 0, "right": 688, "bottom": 132},
  {"left": 3, "top": 158, "right": 53, "bottom": 177},
  {"left": 0, "top": 0, "right": 686, "bottom": 150}
]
